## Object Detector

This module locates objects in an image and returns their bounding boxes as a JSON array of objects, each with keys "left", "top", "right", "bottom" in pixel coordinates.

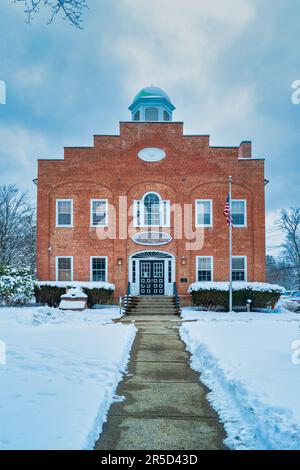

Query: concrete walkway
[{"left": 95, "top": 316, "right": 227, "bottom": 450}]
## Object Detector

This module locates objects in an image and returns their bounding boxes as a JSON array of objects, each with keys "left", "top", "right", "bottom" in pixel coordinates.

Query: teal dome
[
  {"left": 133, "top": 86, "right": 171, "bottom": 103},
  {"left": 129, "top": 85, "right": 175, "bottom": 121}
]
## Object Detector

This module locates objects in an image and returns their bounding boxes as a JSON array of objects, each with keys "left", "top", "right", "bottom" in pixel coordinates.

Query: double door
[{"left": 140, "top": 260, "right": 164, "bottom": 295}]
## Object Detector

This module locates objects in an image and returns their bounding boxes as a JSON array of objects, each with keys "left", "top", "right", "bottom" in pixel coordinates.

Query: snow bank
[
  {"left": 61, "top": 288, "right": 88, "bottom": 298},
  {"left": 181, "top": 302, "right": 300, "bottom": 321},
  {"left": 180, "top": 315, "right": 300, "bottom": 449},
  {"left": 0, "top": 306, "right": 136, "bottom": 449},
  {"left": 188, "top": 281, "right": 285, "bottom": 293},
  {"left": 37, "top": 281, "right": 115, "bottom": 291}
]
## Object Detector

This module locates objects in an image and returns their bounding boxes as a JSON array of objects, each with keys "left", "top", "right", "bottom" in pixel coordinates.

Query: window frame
[
  {"left": 56, "top": 199, "right": 73, "bottom": 228},
  {"left": 90, "top": 199, "right": 108, "bottom": 228},
  {"left": 56, "top": 256, "right": 73, "bottom": 282},
  {"left": 163, "top": 110, "right": 170, "bottom": 121},
  {"left": 90, "top": 256, "right": 108, "bottom": 282},
  {"left": 133, "top": 110, "right": 140, "bottom": 121},
  {"left": 196, "top": 256, "right": 214, "bottom": 282},
  {"left": 195, "top": 199, "right": 213, "bottom": 228},
  {"left": 145, "top": 107, "right": 159, "bottom": 121},
  {"left": 134, "top": 192, "right": 170, "bottom": 228},
  {"left": 231, "top": 199, "right": 247, "bottom": 228},
  {"left": 232, "top": 255, "right": 247, "bottom": 281}
]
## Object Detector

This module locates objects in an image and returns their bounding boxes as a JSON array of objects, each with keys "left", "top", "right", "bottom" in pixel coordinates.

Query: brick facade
[{"left": 36, "top": 121, "right": 266, "bottom": 300}]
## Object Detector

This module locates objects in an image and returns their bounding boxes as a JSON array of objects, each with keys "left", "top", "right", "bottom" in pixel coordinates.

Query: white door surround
[{"left": 128, "top": 250, "right": 176, "bottom": 296}]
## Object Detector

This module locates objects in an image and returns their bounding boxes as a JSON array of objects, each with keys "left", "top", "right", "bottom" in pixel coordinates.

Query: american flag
[{"left": 223, "top": 194, "right": 232, "bottom": 226}]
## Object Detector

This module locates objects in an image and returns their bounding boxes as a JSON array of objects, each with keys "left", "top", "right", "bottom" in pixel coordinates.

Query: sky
[{"left": 0, "top": 0, "right": 299, "bottom": 255}]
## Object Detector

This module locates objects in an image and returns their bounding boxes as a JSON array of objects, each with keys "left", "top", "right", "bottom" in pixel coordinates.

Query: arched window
[
  {"left": 145, "top": 107, "right": 158, "bottom": 121},
  {"left": 133, "top": 193, "right": 170, "bottom": 227},
  {"left": 144, "top": 193, "right": 160, "bottom": 225},
  {"left": 163, "top": 110, "right": 170, "bottom": 121},
  {"left": 133, "top": 110, "right": 140, "bottom": 121}
]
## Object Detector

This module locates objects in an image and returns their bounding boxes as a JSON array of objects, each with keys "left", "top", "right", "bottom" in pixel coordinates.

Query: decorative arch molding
[
  {"left": 47, "top": 180, "right": 113, "bottom": 197},
  {"left": 128, "top": 249, "right": 176, "bottom": 296},
  {"left": 188, "top": 179, "right": 254, "bottom": 199},
  {"left": 126, "top": 180, "right": 178, "bottom": 201},
  {"left": 129, "top": 249, "right": 176, "bottom": 260}
]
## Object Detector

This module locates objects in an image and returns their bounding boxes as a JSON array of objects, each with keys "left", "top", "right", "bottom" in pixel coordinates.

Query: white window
[
  {"left": 56, "top": 256, "right": 73, "bottom": 281},
  {"left": 145, "top": 107, "right": 158, "bottom": 121},
  {"left": 90, "top": 257, "right": 108, "bottom": 282},
  {"left": 133, "top": 110, "right": 140, "bottom": 121},
  {"left": 232, "top": 200, "right": 247, "bottom": 227},
  {"left": 133, "top": 193, "right": 170, "bottom": 227},
  {"left": 90, "top": 199, "right": 108, "bottom": 227},
  {"left": 56, "top": 199, "right": 73, "bottom": 227},
  {"left": 232, "top": 256, "right": 247, "bottom": 281},
  {"left": 195, "top": 200, "right": 213, "bottom": 227},
  {"left": 163, "top": 110, "right": 170, "bottom": 121},
  {"left": 196, "top": 256, "right": 213, "bottom": 282}
]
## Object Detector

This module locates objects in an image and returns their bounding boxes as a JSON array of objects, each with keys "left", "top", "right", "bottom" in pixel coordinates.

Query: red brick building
[{"left": 36, "top": 86, "right": 266, "bottom": 299}]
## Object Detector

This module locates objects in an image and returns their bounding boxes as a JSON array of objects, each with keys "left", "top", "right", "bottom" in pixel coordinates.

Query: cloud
[
  {"left": 0, "top": 125, "right": 61, "bottom": 196},
  {"left": 0, "top": 0, "right": 299, "bottom": 238},
  {"left": 114, "top": 0, "right": 256, "bottom": 93}
]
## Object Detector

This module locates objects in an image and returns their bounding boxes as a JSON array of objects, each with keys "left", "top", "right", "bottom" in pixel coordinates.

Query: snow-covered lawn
[
  {"left": 180, "top": 308, "right": 300, "bottom": 450},
  {"left": 0, "top": 306, "right": 136, "bottom": 450}
]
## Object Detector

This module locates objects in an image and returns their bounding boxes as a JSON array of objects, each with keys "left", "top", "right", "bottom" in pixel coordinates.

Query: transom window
[
  {"left": 56, "top": 257, "right": 73, "bottom": 281},
  {"left": 90, "top": 257, "right": 107, "bottom": 282},
  {"left": 134, "top": 193, "right": 170, "bottom": 227},
  {"left": 145, "top": 107, "right": 158, "bottom": 121},
  {"left": 195, "top": 200, "right": 213, "bottom": 227},
  {"left": 232, "top": 200, "right": 247, "bottom": 227},
  {"left": 196, "top": 256, "right": 213, "bottom": 282},
  {"left": 90, "top": 199, "right": 108, "bottom": 227},
  {"left": 56, "top": 199, "right": 73, "bottom": 227},
  {"left": 232, "top": 256, "right": 247, "bottom": 281}
]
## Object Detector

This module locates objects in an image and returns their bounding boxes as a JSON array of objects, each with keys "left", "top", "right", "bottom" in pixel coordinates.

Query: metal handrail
[
  {"left": 173, "top": 281, "right": 181, "bottom": 314},
  {"left": 124, "top": 282, "right": 131, "bottom": 314},
  {"left": 119, "top": 282, "right": 131, "bottom": 315}
]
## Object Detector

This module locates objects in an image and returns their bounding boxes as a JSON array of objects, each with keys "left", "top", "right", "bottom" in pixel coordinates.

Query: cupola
[{"left": 128, "top": 86, "right": 175, "bottom": 122}]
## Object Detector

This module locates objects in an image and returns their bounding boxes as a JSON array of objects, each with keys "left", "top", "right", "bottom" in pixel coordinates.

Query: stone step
[
  {"left": 132, "top": 304, "right": 176, "bottom": 310},
  {"left": 127, "top": 312, "right": 179, "bottom": 316},
  {"left": 131, "top": 310, "right": 178, "bottom": 314},
  {"left": 136, "top": 299, "right": 175, "bottom": 305},
  {"left": 138, "top": 296, "right": 174, "bottom": 299},
  {"left": 136, "top": 303, "right": 176, "bottom": 308}
]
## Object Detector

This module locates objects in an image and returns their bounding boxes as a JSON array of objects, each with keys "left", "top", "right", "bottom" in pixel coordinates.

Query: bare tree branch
[
  {"left": 13, "top": 0, "right": 88, "bottom": 28},
  {"left": 0, "top": 185, "right": 36, "bottom": 272},
  {"left": 277, "top": 207, "right": 300, "bottom": 289}
]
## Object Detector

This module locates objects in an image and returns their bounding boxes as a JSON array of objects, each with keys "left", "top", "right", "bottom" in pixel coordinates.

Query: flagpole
[{"left": 229, "top": 176, "right": 233, "bottom": 312}]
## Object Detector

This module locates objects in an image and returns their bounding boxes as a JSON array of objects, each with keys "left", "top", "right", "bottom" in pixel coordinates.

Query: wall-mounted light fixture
[
  {"left": 181, "top": 257, "right": 187, "bottom": 266},
  {"left": 117, "top": 258, "right": 123, "bottom": 266}
]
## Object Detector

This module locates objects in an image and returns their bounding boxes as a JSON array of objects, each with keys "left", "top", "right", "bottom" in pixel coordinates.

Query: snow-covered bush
[
  {"left": 0, "top": 267, "right": 37, "bottom": 306},
  {"left": 188, "top": 281, "right": 285, "bottom": 310},
  {"left": 35, "top": 281, "right": 115, "bottom": 308}
]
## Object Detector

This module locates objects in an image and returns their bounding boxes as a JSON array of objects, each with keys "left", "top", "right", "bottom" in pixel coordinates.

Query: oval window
[{"left": 138, "top": 147, "right": 166, "bottom": 162}]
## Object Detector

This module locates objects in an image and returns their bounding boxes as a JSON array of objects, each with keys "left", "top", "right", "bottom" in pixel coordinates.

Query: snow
[
  {"left": 0, "top": 306, "right": 136, "bottom": 450},
  {"left": 61, "top": 288, "right": 87, "bottom": 298},
  {"left": 180, "top": 307, "right": 300, "bottom": 449},
  {"left": 188, "top": 281, "right": 285, "bottom": 293},
  {"left": 59, "top": 300, "right": 87, "bottom": 310},
  {"left": 37, "top": 280, "right": 115, "bottom": 291}
]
